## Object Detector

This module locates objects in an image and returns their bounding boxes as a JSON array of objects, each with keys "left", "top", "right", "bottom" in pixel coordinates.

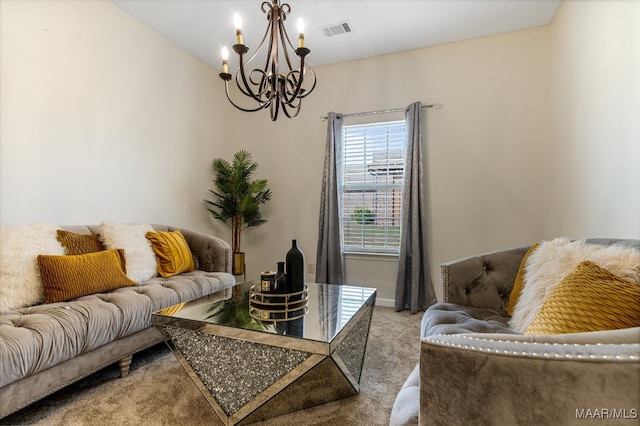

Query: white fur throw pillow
[
  {"left": 99, "top": 222, "right": 157, "bottom": 282},
  {"left": 0, "top": 223, "right": 65, "bottom": 312},
  {"left": 509, "top": 237, "right": 640, "bottom": 333},
  {"left": 509, "top": 238, "right": 640, "bottom": 334}
]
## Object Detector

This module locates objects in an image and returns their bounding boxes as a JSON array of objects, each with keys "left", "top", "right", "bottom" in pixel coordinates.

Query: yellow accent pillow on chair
[
  {"left": 145, "top": 230, "right": 195, "bottom": 278},
  {"left": 37, "top": 249, "right": 136, "bottom": 303},
  {"left": 525, "top": 261, "right": 640, "bottom": 335}
]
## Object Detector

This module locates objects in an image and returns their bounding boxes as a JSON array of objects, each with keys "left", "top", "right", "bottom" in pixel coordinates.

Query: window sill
[{"left": 343, "top": 251, "right": 399, "bottom": 262}]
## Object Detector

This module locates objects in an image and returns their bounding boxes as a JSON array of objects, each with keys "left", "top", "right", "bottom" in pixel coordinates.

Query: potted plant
[{"left": 205, "top": 150, "right": 271, "bottom": 276}]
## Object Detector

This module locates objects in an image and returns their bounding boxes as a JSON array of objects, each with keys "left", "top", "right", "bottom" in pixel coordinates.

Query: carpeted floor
[{"left": 0, "top": 306, "right": 421, "bottom": 426}]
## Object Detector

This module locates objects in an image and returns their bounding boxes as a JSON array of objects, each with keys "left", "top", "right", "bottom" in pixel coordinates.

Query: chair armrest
[
  {"left": 440, "top": 245, "right": 530, "bottom": 313},
  {"left": 420, "top": 328, "right": 640, "bottom": 425},
  {"left": 172, "top": 227, "right": 232, "bottom": 273}
]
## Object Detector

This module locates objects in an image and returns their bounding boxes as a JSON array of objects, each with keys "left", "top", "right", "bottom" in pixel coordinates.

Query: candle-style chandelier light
[{"left": 219, "top": 0, "right": 317, "bottom": 121}]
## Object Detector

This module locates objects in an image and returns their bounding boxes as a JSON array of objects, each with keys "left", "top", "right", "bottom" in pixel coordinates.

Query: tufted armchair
[{"left": 391, "top": 240, "right": 640, "bottom": 426}]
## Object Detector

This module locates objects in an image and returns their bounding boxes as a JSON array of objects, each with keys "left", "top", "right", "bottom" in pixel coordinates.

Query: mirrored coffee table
[{"left": 152, "top": 280, "right": 376, "bottom": 425}]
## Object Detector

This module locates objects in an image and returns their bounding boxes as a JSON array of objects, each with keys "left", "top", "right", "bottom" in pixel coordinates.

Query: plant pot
[{"left": 232, "top": 252, "right": 246, "bottom": 276}]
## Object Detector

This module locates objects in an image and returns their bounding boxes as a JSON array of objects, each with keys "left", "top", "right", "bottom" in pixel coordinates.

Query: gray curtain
[
  {"left": 316, "top": 112, "right": 345, "bottom": 284},
  {"left": 395, "top": 102, "right": 436, "bottom": 313}
]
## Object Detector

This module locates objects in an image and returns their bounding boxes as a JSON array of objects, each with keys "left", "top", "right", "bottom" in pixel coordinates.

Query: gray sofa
[
  {"left": 391, "top": 238, "right": 640, "bottom": 426},
  {"left": 0, "top": 224, "right": 235, "bottom": 419}
]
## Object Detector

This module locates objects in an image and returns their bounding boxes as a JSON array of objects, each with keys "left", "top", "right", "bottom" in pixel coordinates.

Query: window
[{"left": 340, "top": 118, "right": 406, "bottom": 254}]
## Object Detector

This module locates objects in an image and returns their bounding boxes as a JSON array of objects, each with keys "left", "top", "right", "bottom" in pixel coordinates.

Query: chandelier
[{"left": 219, "top": 0, "right": 317, "bottom": 121}]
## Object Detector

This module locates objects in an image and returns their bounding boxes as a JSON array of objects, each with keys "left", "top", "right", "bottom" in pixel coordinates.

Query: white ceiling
[{"left": 113, "top": 0, "right": 562, "bottom": 71}]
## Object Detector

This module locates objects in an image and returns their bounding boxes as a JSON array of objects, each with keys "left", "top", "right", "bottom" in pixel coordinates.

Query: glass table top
[{"left": 153, "top": 279, "right": 376, "bottom": 344}]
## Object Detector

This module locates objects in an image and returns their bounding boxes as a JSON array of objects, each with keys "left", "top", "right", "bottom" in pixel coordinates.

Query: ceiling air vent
[{"left": 321, "top": 20, "right": 352, "bottom": 37}]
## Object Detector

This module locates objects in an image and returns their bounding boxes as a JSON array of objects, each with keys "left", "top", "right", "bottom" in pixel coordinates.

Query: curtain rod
[{"left": 320, "top": 103, "right": 443, "bottom": 120}]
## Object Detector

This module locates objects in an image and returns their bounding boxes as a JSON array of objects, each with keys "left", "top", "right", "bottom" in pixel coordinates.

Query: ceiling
[{"left": 113, "top": 0, "right": 562, "bottom": 71}]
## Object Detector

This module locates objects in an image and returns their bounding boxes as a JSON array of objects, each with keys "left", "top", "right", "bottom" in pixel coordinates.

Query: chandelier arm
[
  {"left": 269, "top": 88, "right": 281, "bottom": 121},
  {"left": 279, "top": 54, "right": 306, "bottom": 104},
  {"left": 235, "top": 61, "right": 262, "bottom": 100},
  {"left": 244, "top": 21, "right": 271, "bottom": 65},
  {"left": 233, "top": 2, "right": 275, "bottom": 104},
  {"left": 241, "top": 1, "right": 273, "bottom": 67},
  {"left": 256, "top": 71, "right": 272, "bottom": 101},
  {"left": 296, "top": 66, "right": 317, "bottom": 99},
  {"left": 281, "top": 98, "right": 302, "bottom": 119},
  {"left": 269, "top": 4, "right": 280, "bottom": 80},
  {"left": 234, "top": 3, "right": 277, "bottom": 105},
  {"left": 236, "top": 55, "right": 272, "bottom": 103},
  {"left": 224, "top": 81, "right": 268, "bottom": 113},
  {"left": 277, "top": 10, "right": 295, "bottom": 72},
  {"left": 234, "top": 73, "right": 258, "bottom": 99},
  {"left": 284, "top": 80, "right": 303, "bottom": 109},
  {"left": 279, "top": 71, "right": 301, "bottom": 105},
  {"left": 282, "top": 9, "right": 302, "bottom": 73},
  {"left": 260, "top": 5, "right": 276, "bottom": 76},
  {"left": 278, "top": 72, "right": 302, "bottom": 119}
]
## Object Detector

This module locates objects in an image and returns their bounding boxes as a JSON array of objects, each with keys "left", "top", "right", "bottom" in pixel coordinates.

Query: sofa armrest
[
  {"left": 440, "top": 245, "right": 530, "bottom": 313},
  {"left": 172, "top": 227, "right": 232, "bottom": 273},
  {"left": 420, "top": 328, "right": 640, "bottom": 425}
]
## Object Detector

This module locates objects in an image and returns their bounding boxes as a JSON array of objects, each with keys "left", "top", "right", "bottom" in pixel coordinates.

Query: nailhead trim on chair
[
  {"left": 424, "top": 335, "right": 640, "bottom": 361},
  {"left": 441, "top": 266, "right": 450, "bottom": 303}
]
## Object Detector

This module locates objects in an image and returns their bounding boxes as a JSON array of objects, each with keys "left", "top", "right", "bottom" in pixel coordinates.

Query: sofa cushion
[
  {"left": 99, "top": 222, "right": 158, "bottom": 282},
  {"left": 56, "top": 229, "right": 105, "bottom": 255},
  {"left": 0, "top": 271, "right": 235, "bottom": 389},
  {"left": 0, "top": 224, "right": 65, "bottom": 313},
  {"left": 525, "top": 261, "right": 640, "bottom": 335},
  {"left": 421, "top": 303, "right": 515, "bottom": 338},
  {"left": 145, "top": 230, "right": 195, "bottom": 278},
  {"left": 37, "top": 249, "right": 136, "bottom": 303}
]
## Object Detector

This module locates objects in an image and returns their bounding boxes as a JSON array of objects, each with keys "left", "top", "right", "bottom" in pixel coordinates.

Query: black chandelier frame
[{"left": 219, "top": 0, "right": 317, "bottom": 121}]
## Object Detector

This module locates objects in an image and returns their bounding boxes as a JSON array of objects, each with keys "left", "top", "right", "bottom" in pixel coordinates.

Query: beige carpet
[{"left": 1, "top": 306, "right": 421, "bottom": 426}]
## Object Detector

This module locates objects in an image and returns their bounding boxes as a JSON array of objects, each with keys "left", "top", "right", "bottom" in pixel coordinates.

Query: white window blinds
[{"left": 341, "top": 120, "right": 406, "bottom": 253}]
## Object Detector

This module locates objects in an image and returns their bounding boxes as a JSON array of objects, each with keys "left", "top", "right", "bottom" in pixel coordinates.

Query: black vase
[
  {"left": 286, "top": 239, "right": 305, "bottom": 295},
  {"left": 275, "top": 261, "right": 287, "bottom": 294}
]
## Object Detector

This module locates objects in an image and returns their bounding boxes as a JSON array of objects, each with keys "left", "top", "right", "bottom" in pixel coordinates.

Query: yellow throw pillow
[
  {"left": 145, "top": 230, "right": 195, "bottom": 278},
  {"left": 525, "top": 261, "right": 640, "bottom": 335},
  {"left": 506, "top": 242, "right": 540, "bottom": 316},
  {"left": 37, "top": 249, "right": 136, "bottom": 304},
  {"left": 57, "top": 229, "right": 105, "bottom": 255}
]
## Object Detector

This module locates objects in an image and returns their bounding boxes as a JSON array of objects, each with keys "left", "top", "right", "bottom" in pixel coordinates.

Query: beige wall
[
  {"left": 234, "top": 28, "right": 549, "bottom": 304},
  {"left": 0, "top": 0, "right": 228, "bottom": 230},
  {"left": 2, "top": 1, "right": 637, "bottom": 306},
  {"left": 240, "top": 1, "right": 640, "bottom": 304},
  {"left": 544, "top": 0, "right": 640, "bottom": 239}
]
